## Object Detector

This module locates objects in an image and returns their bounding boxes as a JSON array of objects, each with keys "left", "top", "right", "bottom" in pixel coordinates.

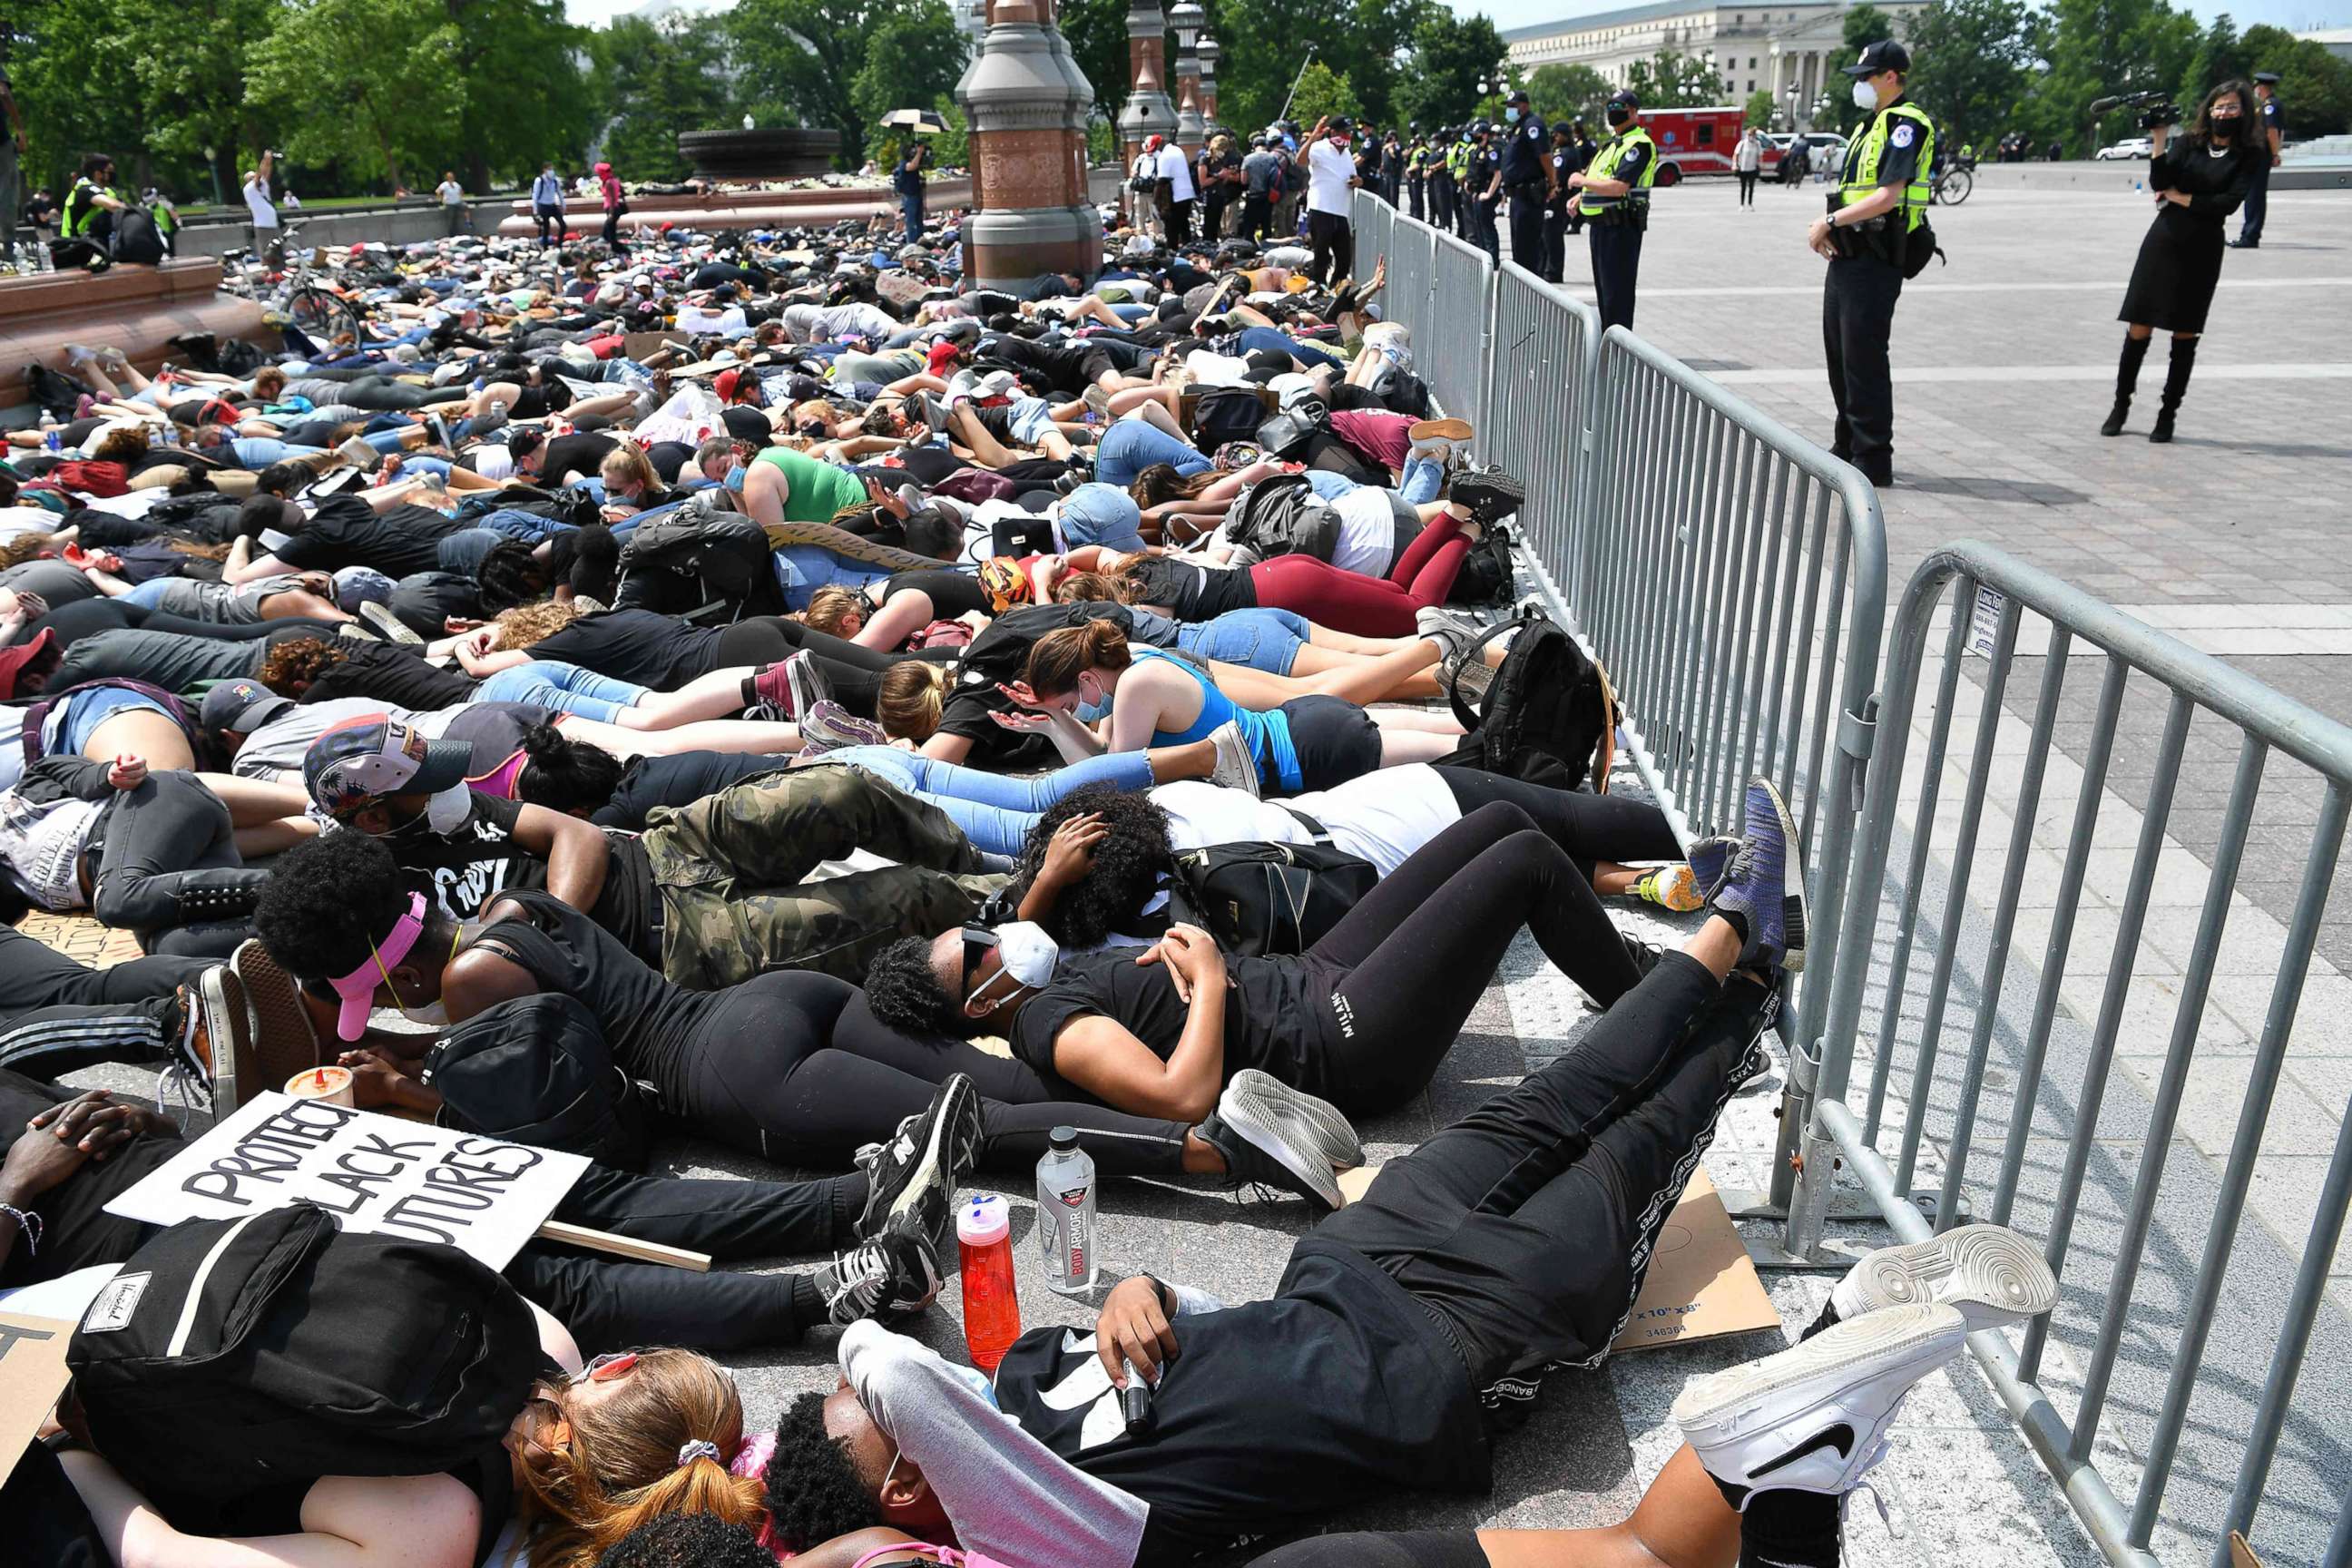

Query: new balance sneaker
[
  {"left": 1828, "top": 1224, "right": 2056, "bottom": 1333},
  {"left": 799, "top": 700, "right": 887, "bottom": 754},
  {"left": 854, "top": 1073, "right": 982, "bottom": 1253},
  {"left": 1194, "top": 1068, "right": 1363, "bottom": 1210},
  {"left": 1630, "top": 864, "right": 1705, "bottom": 913},
  {"left": 818, "top": 1230, "right": 944, "bottom": 1326},
  {"left": 1206, "top": 719, "right": 1262, "bottom": 799},
  {"left": 1415, "top": 603, "right": 1485, "bottom": 663},
  {"left": 1673, "top": 1301, "right": 1967, "bottom": 1507},
  {"left": 1710, "top": 777, "right": 1807, "bottom": 973},
  {"left": 1449, "top": 468, "right": 1526, "bottom": 527}
]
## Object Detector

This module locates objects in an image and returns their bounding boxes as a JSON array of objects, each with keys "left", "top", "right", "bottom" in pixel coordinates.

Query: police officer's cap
[
  {"left": 1607, "top": 89, "right": 1640, "bottom": 112},
  {"left": 2252, "top": 70, "right": 2280, "bottom": 83},
  {"left": 1505, "top": 88, "right": 1530, "bottom": 104},
  {"left": 1839, "top": 39, "right": 1911, "bottom": 76}
]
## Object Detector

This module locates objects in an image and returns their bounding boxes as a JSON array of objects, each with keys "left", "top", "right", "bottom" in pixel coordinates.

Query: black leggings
[
  {"left": 713, "top": 617, "right": 952, "bottom": 718},
  {"left": 1299, "top": 802, "right": 1643, "bottom": 1113},
  {"left": 1432, "top": 768, "right": 1683, "bottom": 880},
  {"left": 0, "top": 928, "right": 205, "bottom": 1077},
  {"left": 87, "top": 771, "right": 263, "bottom": 956},
  {"left": 679, "top": 969, "right": 1193, "bottom": 1176},
  {"left": 1317, "top": 954, "right": 1772, "bottom": 1380}
]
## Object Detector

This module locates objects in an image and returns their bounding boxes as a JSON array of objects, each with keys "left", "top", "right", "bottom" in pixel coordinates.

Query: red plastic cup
[{"left": 956, "top": 1193, "right": 1022, "bottom": 1371}]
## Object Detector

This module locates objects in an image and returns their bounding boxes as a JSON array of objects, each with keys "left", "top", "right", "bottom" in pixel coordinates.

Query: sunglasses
[
  {"left": 959, "top": 924, "right": 998, "bottom": 992},
  {"left": 571, "top": 1350, "right": 639, "bottom": 1386}
]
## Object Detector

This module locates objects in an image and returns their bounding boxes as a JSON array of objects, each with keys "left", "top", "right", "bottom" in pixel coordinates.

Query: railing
[
  {"left": 1477, "top": 261, "right": 1600, "bottom": 587},
  {"left": 1794, "top": 544, "right": 2352, "bottom": 1566}
]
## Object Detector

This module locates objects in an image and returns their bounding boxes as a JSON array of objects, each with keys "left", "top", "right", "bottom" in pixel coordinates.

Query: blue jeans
[
  {"left": 901, "top": 192, "right": 923, "bottom": 238},
  {"left": 1094, "top": 420, "right": 1212, "bottom": 487},
  {"left": 826, "top": 747, "right": 1155, "bottom": 858},
  {"left": 1235, "top": 327, "right": 1346, "bottom": 368},
  {"left": 1398, "top": 452, "right": 1444, "bottom": 505},
  {"left": 1174, "top": 608, "right": 1311, "bottom": 673},
  {"left": 476, "top": 661, "right": 652, "bottom": 723},
  {"left": 476, "top": 509, "right": 576, "bottom": 545}
]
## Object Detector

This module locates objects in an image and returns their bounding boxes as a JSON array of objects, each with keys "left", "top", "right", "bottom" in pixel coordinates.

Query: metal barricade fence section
[
  {"left": 1479, "top": 261, "right": 1599, "bottom": 585},
  {"left": 1802, "top": 543, "right": 2352, "bottom": 1568}
]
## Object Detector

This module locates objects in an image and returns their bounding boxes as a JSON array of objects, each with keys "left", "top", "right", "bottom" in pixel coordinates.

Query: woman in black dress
[{"left": 2105, "top": 81, "right": 2264, "bottom": 443}]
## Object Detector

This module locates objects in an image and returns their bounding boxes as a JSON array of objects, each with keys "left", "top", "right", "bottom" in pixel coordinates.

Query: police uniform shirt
[
  {"left": 2259, "top": 95, "right": 2282, "bottom": 149},
  {"left": 1842, "top": 102, "right": 1924, "bottom": 195},
  {"left": 1607, "top": 134, "right": 1654, "bottom": 189},
  {"left": 1548, "top": 144, "right": 1576, "bottom": 205},
  {"left": 1500, "top": 115, "right": 1550, "bottom": 184}
]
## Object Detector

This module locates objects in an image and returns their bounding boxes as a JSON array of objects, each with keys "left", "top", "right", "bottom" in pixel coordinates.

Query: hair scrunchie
[{"left": 675, "top": 1439, "right": 722, "bottom": 1469}]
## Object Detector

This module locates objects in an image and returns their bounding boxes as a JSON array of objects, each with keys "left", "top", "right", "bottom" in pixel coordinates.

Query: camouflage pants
[{"left": 642, "top": 765, "right": 1005, "bottom": 988}]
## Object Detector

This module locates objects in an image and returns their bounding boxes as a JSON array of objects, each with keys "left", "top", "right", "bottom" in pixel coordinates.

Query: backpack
[
  {"left": 613, "top": 497, "right": 785, "bottom": 623},
  {"left": 112, "top": 205, "right": 168, "bottom": 266},
  {"left": 27, "top": 363, "right": 92, "bottom": 420},
  {"left": 1222, "top": 472, "right": 1338, "bottom": 563},
  {"left": 218, "top": 338, "right": 270, "bottom": 376},
  {"left": 1899, "top": 215, "right": 1946, "bottom": 281},
  {"left": 422, "top": 994, "right": 652, "bottom": 1170},
  {"left": 1189, "top": 386, "right": 1271, "bottom": 455},
  {"left": 1253, "top": 407, "right": 1322, "bottom": 460},
  {"left": 1436, "top": 606, "right": 1613, "bottom": 791},
  {"left": 1168, "top": 828, "right": 1379, "bottom": 956},
  {"left": 47, "top": 459, "right": 130, "bottom": 497},
  {"left": 1446, "top": 520, "right": 1518, "bottom": 608},
  {"left": 66, "top": 1204, "right": 541, "bottom": 1536}
]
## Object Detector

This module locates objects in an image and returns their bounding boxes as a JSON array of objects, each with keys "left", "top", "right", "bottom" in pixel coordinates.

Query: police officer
[
  {"left": 1573, "top": 89, "right": 1656, "bottom": 330},
  {"left": 1466, "top": 121, "right": 1503, "bottom": 262},
  {"left": 1497, "top": 87, "right": 1554, "bottom": 273},
  {"left": 1405, "top": 124, "right": 1429, "bottom": 222},
  {"left": 1542, "top": 122, "right": 1577, "bottom": 283},
  {"left": 2231, "top": 70, "right": 2282, "bottom": 248},
  {"left": 1808, "top": 38, "right": 1934, "bottom": 488},
  {"left": 1446, "top": 126, "right": 1474, "bottom": 239},
  {"left": 1428, "top": 127, "right": 1455, "bottom": 230}
]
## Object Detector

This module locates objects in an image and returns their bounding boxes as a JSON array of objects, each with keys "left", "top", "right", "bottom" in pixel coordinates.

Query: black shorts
[
  {"left": 1073, "top": 346, "right": 1118, "bottom": 386},
  {"left": 1280, "top": 694, "right": 1381, "bottom": 791}
]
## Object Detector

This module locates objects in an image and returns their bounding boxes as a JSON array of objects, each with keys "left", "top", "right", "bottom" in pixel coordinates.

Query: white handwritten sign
[{"left": 103, "top": 1093, "right": 588, "bottom": 1269}]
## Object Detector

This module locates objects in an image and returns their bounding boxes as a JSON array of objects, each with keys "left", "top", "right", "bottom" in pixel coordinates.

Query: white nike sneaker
[
  {"left": 1830, "top": 1223, "right": 2056, "bottom": 1332},
  {"left": 1673, "top": 1301, "right": 1965, "bottom": 1505}
]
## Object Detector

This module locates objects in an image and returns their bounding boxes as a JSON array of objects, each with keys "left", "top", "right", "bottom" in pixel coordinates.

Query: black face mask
[{"left": 1606, "top": 108, "right": 1632, "bottom": 130}]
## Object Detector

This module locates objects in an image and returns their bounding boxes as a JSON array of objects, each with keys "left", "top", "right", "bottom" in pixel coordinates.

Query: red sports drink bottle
[{"left": 957, "top": 1193, "right": 1022, "bottom": 1371}]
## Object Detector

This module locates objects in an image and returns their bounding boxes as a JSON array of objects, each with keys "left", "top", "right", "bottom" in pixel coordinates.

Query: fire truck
[{"left": 1635, "top": 105, "right": 1759, "bottom": 183}]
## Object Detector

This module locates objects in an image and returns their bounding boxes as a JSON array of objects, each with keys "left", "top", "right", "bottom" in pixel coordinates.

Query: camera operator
[{"left": 2102, "top": 81, "right": 2265, "bottom": 444}]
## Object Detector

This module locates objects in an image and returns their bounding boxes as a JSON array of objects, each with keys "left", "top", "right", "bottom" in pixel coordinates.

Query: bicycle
[
  {"left": 1932, "top": 157, "right": 1975, "bottom": 206},
  {"left": 274, "top": 225, "right": 365, "bottom": 347}
]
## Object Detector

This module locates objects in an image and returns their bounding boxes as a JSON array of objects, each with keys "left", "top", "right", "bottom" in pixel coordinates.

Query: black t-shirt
[
  {"left": 379, "top": 793, "right": 658, "bottom": 965},
  {"left": 1006, "top": 946, "right": 1334, "bottom": 1102},
  {"left": 274, "top": 496, "right": 466, "bottom": 579},
  {"left": 538, "top": 432, "right": 616, "bottom": 485},
  {"left": 0, "top": 1070, "right": 180, "bottom": 1290},
  {"left": 291, "top": 636, "right": 481, "bottom": 710},
  {"left": 1127, "top": 554, "right": 1256, "bottom": 622},
  {"left": 591, "top": 750, "right": 794, "bottom": 830},
  {"left": 936, "top": 603, "right": 1151, "bottom": 764},
  {"left": 877, "top": 568, "right": 991, "bottom": 622},
  {"left": 993, "top": 1241, "right": 1487, "bottom": 1558},
  {"left": 527, "top": 608, "right": 727, "bottom": 687}
]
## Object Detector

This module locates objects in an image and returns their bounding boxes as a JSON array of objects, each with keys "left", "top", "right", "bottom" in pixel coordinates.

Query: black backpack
[
  {"left": 423, "top": 994, "right": 652, "bottom": 1170},
  {"left": 1447, "top": 521, "right": 1518, "bottom": 608},
  {"left": 1222, "top": 472, "right": 1339, "bottom": 563},
  {"left": 1190, "top": 386, "right": 1271, "bottom": 455},
  {"left": 67, "top": 1204, "right": 541, "bottom": 1535},
  {"left": 112, "top": 206, "right": 168, "bottom": 266},
  {"left": 1168, "top": 827, "right": 1378, "bottom": 956},
  {"left": 28, "top": 363, "right": 93, "bottom": 420},
  {"left": 613, "top": 497, "right": 786, "bottom": 624},
  {"left": 1437, "top": 606, "right": 1613, "bottom": 791}
]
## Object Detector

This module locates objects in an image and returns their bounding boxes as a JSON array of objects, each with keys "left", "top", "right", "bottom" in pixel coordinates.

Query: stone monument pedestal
[{"left": 955, "top": 0, "right": 1102, "bottom": 289}]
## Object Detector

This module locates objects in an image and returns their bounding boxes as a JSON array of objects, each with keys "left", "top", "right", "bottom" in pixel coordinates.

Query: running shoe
[
  {"left": 1631, "top": 864, "right": 1705, "bottom": 913},
  {"left": 853, "top": 1073, "right": 983, "bottom": 1253},
  {"left": 1685, "top": 835, "right": 1739, "bottom": 903},
  {"left": 910, "top": 390, "right": 949, "bottom": 435},
  {"left": 1449, "top": 468, "right": 1526, "bottom": 526},
  {"left": 818, "top": 1230, "right": 944, "bottom": 1326},
  {"left": 1083, "top": 384, "right": 1113, "bottom": 423},
  {"left": 1673, "top": 1301, "right": 1966, "bottom": 1507},
  {"left": 1441, "top": 643, "right": 1495, "bottom": 704},
  {"left": 224, "top": 939, "right": 328, "bottom": 1112},
  {"left": 337, "top": 436, "right": 380, "bottom": 469},
  {"left": 1414, "top": 603, "right": 1485, "bottom": 663},
  {"left": 798, "top": 700, "right": 887, "bottom": 754},
  {"left": 1407, "top": 416, "right": 1474, "bottom": 447},
  {"left": 1828, "top": 1224, "right": 2057, "bottom": 1332},
  {"left": 1206, "top": 719, "right": 1261, "bottom": 798},
  {"left": 1194, "top": 1068, "right": 1364, "bottom": 1210},
  {"left": 783, "top": 649, "right": 832, "bottom": 718},
  {"left": 1710, "top": 777, "right": 1807, "bottom": 973},
  {"left": 62, "top": 343, "right": 100, "bottom": 368},
  {"left": 359, "top": 602, "right": 424, "bottom": 646}
]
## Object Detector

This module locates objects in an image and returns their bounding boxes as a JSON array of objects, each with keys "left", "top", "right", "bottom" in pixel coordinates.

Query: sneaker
[
  {"left": 1083, "top": 384, "right": 1113, "bottom": 423},
  {"left": 1685, "top": 835, "right": 1739, "bottom": 903},
  {"left": 1194, "top": 1068, "right": 1363, "bottom": 1210},
  {"left": 1205, "top": 719, "right": 1261, "bottom": 798},
  {"left": 910, "top": 390, "right": 949, "bottom": 435},
  {"left": 818, "top": 1230, "right": 944, "bottom": 1326},
  {"left": 62, "top": 343, "right": 100, "bottom": 368},
  {"left": 426, "top": 413, "right": 453, "bottom": 451},
  {"left": 1828, "top": 1224, "right": 2056, "bottom": 1333},
  {"left": 750, "top": 661, "right": 799, "bottom": 720},
  {"left": 1631, "top": 864, "right": 1705, "bottom": 913},
  {"left": 1441, "top": 644, "right": 1494, "bottom": 704},
  {"left": 1407, "top": 416, "right": 1474, "bottom": 446},
  {"left": 798, "top": 699, "right": 887, "bottom": 753},
  {"left": 359, "top": 601, "right": 424, "bottom": 646},
  {"left": 1622, "top": 934, "right": 1666, "bottom": 980},
  {"left": 337, "top": 436, "right": 380, "bottom": 469},
  {"left": 1673, "top": 1301, "right": 1966, "bottom": 1507},
  {"left": 853, "top": 1073, "right": 982, "bottom": 1252},
  {"left": 1414, "top": 603, "right": 1485, "bottom": 663},
  {"left": 1710, "top": 778, "right": 1807, "bottom": 973},
  {"left": 224, "top": 938, "right": 327, "bottom": 1112},
  {"left": 783, "top": 648, "right": 831, "bottom": 718},
  {"left": 1449, "top": 468, "right": 1525, "bottom": 526}
]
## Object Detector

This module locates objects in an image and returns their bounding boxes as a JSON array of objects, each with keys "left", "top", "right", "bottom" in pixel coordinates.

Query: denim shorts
[
  {"left": 55, "top": 687, "right": 174, "bottom": 755},
  {"left": 1176, "top": 607, "right": 1310, "bottom": 674}
]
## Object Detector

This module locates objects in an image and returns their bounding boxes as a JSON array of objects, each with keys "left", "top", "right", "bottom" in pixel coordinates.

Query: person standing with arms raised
[
  {"left": 1301, "top": 114, "right": 1359, "bottom": 287},
  {"left": 243, "top": 149, "right": 280, "bottom": 266},
  {"left": 1808, "top": 40, "right": 1933, "bottom": 489},
  {"left": 1573, "top": 91, "right": 1656, "bottom": 330},
  {"left": 2230, "top": 69, "right": 2283, "bottom": 249}
]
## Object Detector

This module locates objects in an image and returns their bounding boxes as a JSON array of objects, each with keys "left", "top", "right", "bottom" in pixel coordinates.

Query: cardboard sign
[
  {"left": 103, "top": 1092, "right": 588, "bottom": 1269},
  {"left": 2230, "top": 1532, "right": 2264, "bottom": 1568},
  {"left": 0, "top": 1309, "right": 74, "bottom": 1484}
]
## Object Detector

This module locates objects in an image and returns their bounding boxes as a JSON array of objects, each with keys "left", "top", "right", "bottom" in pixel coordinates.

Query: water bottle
[
  {"left": 1036, "top": 1126, "right": 1098, "bottom": 1296},
  {"left": 957, "top": 1194, "right": 1022, "bottom": 1369}
]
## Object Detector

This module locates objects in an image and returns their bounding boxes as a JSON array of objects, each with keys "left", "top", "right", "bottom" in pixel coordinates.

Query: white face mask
[
  {"left": 992, "top": 921, "right": 1062, "bottom": 988},
  {"left": 1852, "top": 79, "right": 1880, "bottom": 111}
]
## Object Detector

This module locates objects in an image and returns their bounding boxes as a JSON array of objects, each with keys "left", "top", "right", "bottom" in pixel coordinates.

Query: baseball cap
[
  {"left": 1840, "top": 39, "right": 1911, "bottom": 75},
  {"left": 0, "top": 628, "right": 59, "bottom": 701},
  {"left": 1607, "top": 89, "right": 1641, "bottom": 112},
  {"left": 304, "top": 717, "right": 474, "bottom": 822},
  {"left": 1505, "top": 88, "right": 1530, "bottom": 104},
  {"left": 200, "top": 678, "right": 294, "bottom": 734},
  {"left": 2252, "top": 70, "right": 2279, "bottom": 83},
  {"left": 1052, "top": 483, "right": 1147, "bottom": 553}
]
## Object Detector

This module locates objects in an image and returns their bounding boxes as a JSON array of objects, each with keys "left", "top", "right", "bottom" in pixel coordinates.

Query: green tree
[
  {"left": 730, "top": 0, "right": 910, "bottom": 167},
  {"left": 248, "top": 0, "right": 463, "bottom": 193},
  {"left": 2178, "top": 14, "right": 2249, "bottom": 107},
  {"left": 1904, "top": 0, "right": 2035, "bottom": 149},
  {"left": 585, "top": 13, "right": 737, "bottom": 181},
  {"left": 1842, "top": 3, "right": 1896, "bottom": 58},
  {"left": 11, "top": 0, "right": 159, "bottom": 192},
  {"left": 851, "top": 0, "right": 970, "bottom": 160},
  {"left": 1059, "top": 0, "right": 1133, "bottom": 128},
  {"left": 1204, "top": 0, "right": 1419, "bottom": 132},
  {"left": 436, "top": 0, "right": 592, "bottom": 190},
  {"left": 1624, "top": 48, "right": 1725, "bottom": 109},
  {"left": 1527, "top": 63, "right": 1611, "bottom": 125},
  {"left": 1742, "top": 87, "right": 1777, "bottom": 127},
  {"left": 1289, "top": 61, "right": 1364, "bottom": 127},
  {"left": 2021, "top": 0, "right": 2200, "bottom": 155},
  {"left": 2239, "top": 24, "right": 2352, "bottom": 140},
  {"left": 1389, "top": 5, "right": 1509, "bottom": 132}
]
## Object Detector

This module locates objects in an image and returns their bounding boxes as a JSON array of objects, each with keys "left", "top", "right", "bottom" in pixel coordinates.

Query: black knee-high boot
[
  {"left": 2100, "top": 333, "right": 2150, "bottom": 436},
  {"left": 2150, "top": 336, "right": 2198, "bottom": 444}
]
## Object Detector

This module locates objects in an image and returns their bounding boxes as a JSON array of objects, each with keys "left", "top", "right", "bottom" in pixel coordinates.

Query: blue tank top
[{"left": 1128, "top": 648, "right": 1302, "bottom": 791}]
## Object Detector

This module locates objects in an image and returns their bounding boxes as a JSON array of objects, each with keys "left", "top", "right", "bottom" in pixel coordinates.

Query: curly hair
[
  {"left": 477, "top": 540, "right": 548, "bottom": 614},
  {"left": 862, "top": 936, "right": 963, "bottom": 1037},
  {"left": 256, "top": 634, "right": 348, "bottom": 699},
  {"left": 493, "top": 597, "right": 588, "bottom": 650},
  {"left": 594, "top": 1514, "right": 773, "bottom": 1568},
  {"left": 760, "top": 1392, "right": 883, "bottom": 1552},
  {"left": 1011, "top": 782, "right": 1173, "bottom": 948},
  {"left": 89, "top": 426, "right": 152, "bottom": 464},
  {"left": 252, "top": 829, "right": 414, "bottom": 986},
  {"left": 0, "top": 533, "right": 63, "bottom": 571}
]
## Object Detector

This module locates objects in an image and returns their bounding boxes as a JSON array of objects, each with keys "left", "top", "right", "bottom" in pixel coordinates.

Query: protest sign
[
  {"left": 103, "top": 1092, "right": 587, "bottom": 1269},
  {"left": 0, "top": 1309, "right": 74, "bottom": 1483}
]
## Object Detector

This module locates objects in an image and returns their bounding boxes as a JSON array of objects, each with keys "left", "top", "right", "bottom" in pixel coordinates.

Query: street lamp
[{"left": 1168, "top": 0, "right": 1204, "bottom": 142}]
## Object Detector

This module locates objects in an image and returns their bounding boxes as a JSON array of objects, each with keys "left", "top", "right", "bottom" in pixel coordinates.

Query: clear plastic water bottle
[
  {"left": 1036, "top": 1126, "right": 1097, "bottom": 1296},
  {"left": 956, "top": 1193, "right": 1022, "bottom": 1370}
]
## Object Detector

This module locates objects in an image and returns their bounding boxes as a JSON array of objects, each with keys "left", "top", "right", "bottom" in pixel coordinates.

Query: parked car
[{"left": 2097, "top": 136, "right": 2154, "bottom": 160}]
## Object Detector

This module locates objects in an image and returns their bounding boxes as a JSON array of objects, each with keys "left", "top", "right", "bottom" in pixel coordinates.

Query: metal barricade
[
  {"left": 1352, "top": 189, "right": 1395, "bottom": 271},
  {"left": 1477, "top": 260, "right": 1600, "bottom": 585},
  {"left": 1419, "top": 222, "right": 1496, "bottom": 429},
  {"left": 1796, "top": 542, "right": 2352, "bottom": 1567}
]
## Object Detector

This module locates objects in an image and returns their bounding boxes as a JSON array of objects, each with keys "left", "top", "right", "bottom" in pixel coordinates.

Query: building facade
[{"left": 1504, "top": 0, "right": 1926, "bottom": 128}]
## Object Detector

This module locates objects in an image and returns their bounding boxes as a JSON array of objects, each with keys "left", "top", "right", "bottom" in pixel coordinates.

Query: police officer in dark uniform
[
  {"left": 1542, "top": 122, "right": 1577, "bottom": 283},
  {"left": 1497, "top": 88, "right": 1554, "bottom": 273},
  {"left": 1466, "top": 121, "right": 1503, "bottom": 262},
  {"left": 1405, "top": 124, "right": 1428, "bottom": 222},
  {"left": 1573, "top": 90, "right": 1655, "bottom": 330},
  {"left": 1430, "top": 126, "right": 1458, "bottom": 233},
  {"left": 1809, "top": 39, "right": 1935, "bottom": 488},
  {"left": 2231, "top": 70, "right": 2282, "bottom": 248}
]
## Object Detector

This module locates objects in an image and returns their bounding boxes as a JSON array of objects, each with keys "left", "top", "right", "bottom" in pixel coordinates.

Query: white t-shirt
[
  {"left": 436, "top": 180, "right": 464, "bottom": 206},
  {"left": 243, "top": 176, "right": 279, "bottom": 230},
  {"left": 1156, "top": 144, "right": 1196, "bottom": 202},
  {"left": 1155, "top": 763, "right": 1463, "bottom": 877},
  {"left": 1328, "top": 486, "right": 1406, "bottom": 577},
  {"left": 469, "top": 445, "right": 515, "bottom": 482},
  {"left": 1306, "top": 139, "right": 1357, "bottom": 215}
]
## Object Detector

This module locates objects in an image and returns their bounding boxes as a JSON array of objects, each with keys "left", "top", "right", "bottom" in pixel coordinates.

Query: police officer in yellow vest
[
  {"left": 1572, "top": 89, "right": 1656, "bottom": 331},
  {"left": 1809, "top": 39, "right": 1934, "bottom": 488}
]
